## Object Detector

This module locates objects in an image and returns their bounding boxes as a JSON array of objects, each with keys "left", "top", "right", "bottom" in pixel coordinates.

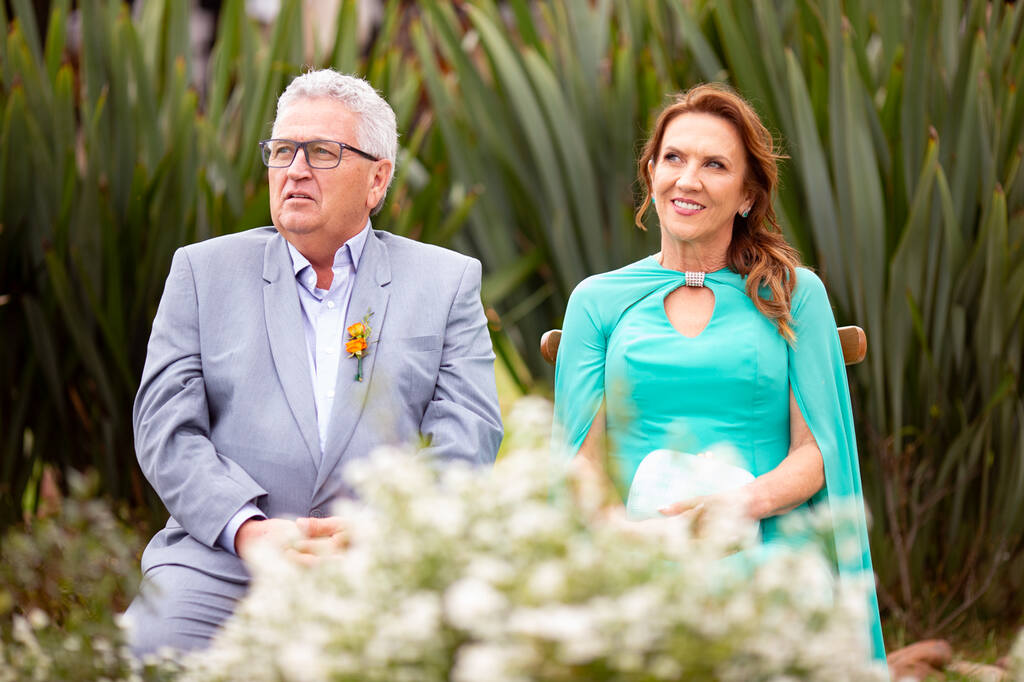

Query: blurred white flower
[
  {"left": 278, "top": 639, "right": 327, "bottom": 681},
  {"left": 444, "top": 577, "right": 507, "bottom": 635},
  {"left": 507, "top": 604, "right": 601, "bottom": 660},
  {"left": 525, "top": 560, "right": 567, "bottom": 600},
  {"left": 452, "top": 643, "right": 533, "bottom": 682},
  {"left": 26, "top": 609, "right": 49, "bottom": 630},
  {"left": 464, "top": 555, "right": 515, "bottom": 585},
  {"left": 367, "top": 591, "right": 441, "bottom": 664},
  {"left": 412, "top": 495, "right": 466, "bottom": 538},
  {"left": 505, "top": 500, "right": 564, "bottom": 540},
  {"left": 1008, "top": 628, "right": 1024, "bottom": 678},
  {"left": 504, "top": 395, "right": 553, "bottom": 448}
]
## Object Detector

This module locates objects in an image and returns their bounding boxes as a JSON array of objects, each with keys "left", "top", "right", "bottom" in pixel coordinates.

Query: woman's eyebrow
[{"left": 661, "top": 145, "right": 731, "bottom": 165}]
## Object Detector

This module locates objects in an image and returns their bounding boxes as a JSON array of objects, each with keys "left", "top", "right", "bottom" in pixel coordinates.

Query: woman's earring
[{"left": 741, "top": 208, "right": 750, "bottom": 218}]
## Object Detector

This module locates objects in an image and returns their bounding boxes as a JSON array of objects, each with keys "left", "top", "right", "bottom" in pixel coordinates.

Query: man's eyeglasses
[{"left": 258, "top": 139, "right": 379, "bottom": 169}]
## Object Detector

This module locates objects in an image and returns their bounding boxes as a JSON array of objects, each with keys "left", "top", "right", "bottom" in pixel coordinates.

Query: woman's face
[{"left": 650, "top": 112, "right": 752, "bottom": 253}]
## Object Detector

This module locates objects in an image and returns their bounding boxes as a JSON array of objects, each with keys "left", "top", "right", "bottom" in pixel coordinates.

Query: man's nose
[{"left": 286, "top": 148, "right": 313, "bottom": 178}]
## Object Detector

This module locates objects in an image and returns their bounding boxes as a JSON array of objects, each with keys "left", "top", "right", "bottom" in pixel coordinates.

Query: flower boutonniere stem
[{"left": 346, "top": 310, "right": 374, "bottom": 382}]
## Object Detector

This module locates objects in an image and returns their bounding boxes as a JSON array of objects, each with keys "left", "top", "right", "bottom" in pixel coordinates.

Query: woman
[{"left": 553, "top": 84, "right": 885, "bottom": 662}]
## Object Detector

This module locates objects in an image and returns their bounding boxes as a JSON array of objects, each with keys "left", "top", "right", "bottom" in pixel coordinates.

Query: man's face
[{"left": 268, "top": 98, "right": 391, "bottom": 258}]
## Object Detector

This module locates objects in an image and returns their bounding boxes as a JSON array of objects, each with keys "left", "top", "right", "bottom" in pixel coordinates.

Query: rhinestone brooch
[{"left": 684, "top": 271, "right": 706, "bottom": 287}]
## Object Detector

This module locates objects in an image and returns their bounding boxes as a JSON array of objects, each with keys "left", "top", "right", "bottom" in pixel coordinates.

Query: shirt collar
[{"left": 286, "top": 220, "right": 372, "bottom": 278}]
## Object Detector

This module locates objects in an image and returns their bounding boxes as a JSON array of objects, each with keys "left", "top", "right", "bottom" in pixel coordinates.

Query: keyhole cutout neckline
[
  {"left": 649, "top": 254, "right": 725, "bottom": 339},
  {"left": 663, "top": 284, "right": 716, "bottom": 338}
]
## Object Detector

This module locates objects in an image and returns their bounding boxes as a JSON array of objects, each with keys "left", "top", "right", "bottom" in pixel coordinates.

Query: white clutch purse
[{"left": 625, "top": 448, "right": 756, "bottom": 522}]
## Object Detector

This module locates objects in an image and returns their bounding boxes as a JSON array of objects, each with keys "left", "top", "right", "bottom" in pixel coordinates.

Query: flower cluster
[
  {"left": 346, "top": 311, "right": 373, "bottom": 382},
  {"left": 182, "top": 397, "right": 887, "bottom": 682}
]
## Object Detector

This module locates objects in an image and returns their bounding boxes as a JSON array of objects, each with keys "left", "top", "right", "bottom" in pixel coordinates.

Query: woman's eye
[
  {"left": 663, "top": 153, "right": 680, "bottom": 162},
  {"left": 707, "top": 160, "right": 724, "bottom": 169}
]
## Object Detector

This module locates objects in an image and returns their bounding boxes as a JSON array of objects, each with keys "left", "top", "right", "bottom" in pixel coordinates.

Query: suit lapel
[
  {"left": 315, "top": 230, "right": 392, "bottom": 494},
  {"left": 262, "top": 234, "right": 321, "bottom": 468}
]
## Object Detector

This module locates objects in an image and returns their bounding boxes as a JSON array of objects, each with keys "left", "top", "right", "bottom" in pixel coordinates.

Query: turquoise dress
[{"left": 553, "top": 256, "right": 885, "bottom": 662}]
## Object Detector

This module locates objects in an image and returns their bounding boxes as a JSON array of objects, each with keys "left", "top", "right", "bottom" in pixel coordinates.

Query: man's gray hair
[{"left": 273, "top": 69, "right": 398, "bottom": 213}]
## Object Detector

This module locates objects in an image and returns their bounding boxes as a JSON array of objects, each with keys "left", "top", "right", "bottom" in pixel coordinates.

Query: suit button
[{"left": 310, "top": 508, "right": 324, "bottom": 518}]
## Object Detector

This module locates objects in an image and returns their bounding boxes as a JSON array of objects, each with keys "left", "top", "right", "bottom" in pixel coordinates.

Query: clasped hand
[
  {"left": 235, "top": 516, "right": 349, "bottom": 566},
  {"left": 657, "top": 488, "right": 755, "bottom": 539}
]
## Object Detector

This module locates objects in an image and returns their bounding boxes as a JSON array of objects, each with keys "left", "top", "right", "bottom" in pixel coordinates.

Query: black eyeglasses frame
[{"left": 258, "top": 138, "right": 380, "bottom": 169}]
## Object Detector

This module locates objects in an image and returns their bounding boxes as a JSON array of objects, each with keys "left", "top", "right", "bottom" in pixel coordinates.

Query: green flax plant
[
  {"left": 0, "top": 0, "right": 466, "bottom": 529},
  {"left": 413, "top": 0, "right": 1024, "bottom": 635},
  {"left": 412, "top": 0, "right": 675, "bottom": 388},
  {"left": 0, "top": 0, "right": 210, "bottom": 528}
]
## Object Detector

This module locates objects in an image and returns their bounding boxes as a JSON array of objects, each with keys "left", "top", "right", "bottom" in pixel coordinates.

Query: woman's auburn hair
[{"left": 635, "top": 83, "right": 801, "bottom": 342}]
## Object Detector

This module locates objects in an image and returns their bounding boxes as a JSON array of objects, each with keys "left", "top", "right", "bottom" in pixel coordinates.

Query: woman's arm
[
  {"left": 741, "top": 390, "right": 825, "bottom": 519},
  {"left": 570, "top": 409, "right": 625, "bottom": 512}
]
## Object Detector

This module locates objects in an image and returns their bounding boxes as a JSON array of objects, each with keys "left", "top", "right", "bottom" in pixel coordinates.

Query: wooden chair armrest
[
  {"left": 540, "top": 329, "right": 562, "bottom": 366},
  {"left": 837, "top": 325, "right": 867, "bottom": 365}
]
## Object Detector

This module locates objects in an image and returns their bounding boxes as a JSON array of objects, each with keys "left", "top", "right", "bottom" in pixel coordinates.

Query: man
[{"left": 124, "top": 69, "right": 503, "bottom": 654}]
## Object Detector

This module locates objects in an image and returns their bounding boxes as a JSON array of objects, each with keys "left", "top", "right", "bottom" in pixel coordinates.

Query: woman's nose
[{"left": 674, "top": 163, "right": 700, "bottom": 190}]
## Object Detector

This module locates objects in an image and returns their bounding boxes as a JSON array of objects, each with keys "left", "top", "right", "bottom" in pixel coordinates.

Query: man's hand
[
  {"left": 235, "top": 516, "right": 349, "bottom": 565},
  {"left": 292, "top": 516, "right": 349, "bottom": 563}
]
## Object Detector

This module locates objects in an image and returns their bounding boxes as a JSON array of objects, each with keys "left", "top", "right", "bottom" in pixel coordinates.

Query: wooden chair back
[{"left": 540, "top": 325, "right": 867, "bottom": 366}]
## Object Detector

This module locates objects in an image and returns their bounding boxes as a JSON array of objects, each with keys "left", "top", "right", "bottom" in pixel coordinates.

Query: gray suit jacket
[{"left": 134, "top": 227, "right": 502, "bottom": 584}]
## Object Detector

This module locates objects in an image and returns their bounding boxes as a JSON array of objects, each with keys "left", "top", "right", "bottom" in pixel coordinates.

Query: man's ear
[{"left": 366, "top": 159, "right": 393, "bottom": 210}]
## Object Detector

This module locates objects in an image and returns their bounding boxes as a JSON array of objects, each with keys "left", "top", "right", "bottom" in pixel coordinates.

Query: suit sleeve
[
  {"left": 418, "top": 257, "right": 503, "bottom": 465},
  {"left": 133, "top": 248, "right": 268, "bottom": 548}
]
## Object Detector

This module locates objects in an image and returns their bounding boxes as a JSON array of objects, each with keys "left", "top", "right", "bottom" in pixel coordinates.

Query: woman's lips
[{"left": 671, "top": 198, "right": 705, "bottom": 215}]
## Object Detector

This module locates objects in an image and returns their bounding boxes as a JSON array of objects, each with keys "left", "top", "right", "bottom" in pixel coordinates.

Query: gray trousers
[{"left": 123, "top": 564, "right": 249, "bottom": 657}]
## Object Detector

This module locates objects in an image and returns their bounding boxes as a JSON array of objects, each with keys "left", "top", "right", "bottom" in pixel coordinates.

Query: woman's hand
[
  {"left": 659, "top": 492, "right": 727, "bottom": 518},
  {"left": 658, "top": 488, "right": 753, "bottom": 536}
]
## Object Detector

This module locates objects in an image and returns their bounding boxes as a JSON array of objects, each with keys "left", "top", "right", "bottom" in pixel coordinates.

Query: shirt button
[
  {"left": 326, "top": 390, "right": 335, "bottom": 398},
  {"left": 310, "top": 508, "right": 324, "bottom": 518},
  {"left": 326, "top": 301, "right": 335, "bottom": 309}
]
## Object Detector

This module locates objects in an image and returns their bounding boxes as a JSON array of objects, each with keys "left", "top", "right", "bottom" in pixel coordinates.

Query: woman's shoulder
[
  {"left": 789, "top": 266, "right": 841, "bottom": 325},
  {"left": 792, "top": 266, "right": 829, "bottom": 301},
  {"left": 567, "top": 257, "right": 664, "bottom": 312},
  {"left": 571, "top": 257, "right": 662, "bottom": 297}
]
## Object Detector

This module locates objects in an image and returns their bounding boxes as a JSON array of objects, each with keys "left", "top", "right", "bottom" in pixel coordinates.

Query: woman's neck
[{"left": 657, "top": 242, "right": 729, "bottom": 273}]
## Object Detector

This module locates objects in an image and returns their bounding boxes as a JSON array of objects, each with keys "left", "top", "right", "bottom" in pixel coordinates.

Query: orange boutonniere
[{"left": 346, "top": 310, "right": 374, "bottom": 382}]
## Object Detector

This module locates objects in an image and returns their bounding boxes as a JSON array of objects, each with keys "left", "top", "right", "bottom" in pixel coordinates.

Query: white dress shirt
[{"left": 217, "top": 222, "right": 370, "bottom": 554}]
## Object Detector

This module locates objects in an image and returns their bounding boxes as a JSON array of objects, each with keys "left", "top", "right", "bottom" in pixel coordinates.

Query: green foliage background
[{"left": 1, "top": 0, "right": 1021, "bottom": 639}]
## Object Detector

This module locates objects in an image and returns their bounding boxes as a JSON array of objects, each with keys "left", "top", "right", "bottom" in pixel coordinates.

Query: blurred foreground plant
[
  {"left": 181, "top": 398, "right": 886, "bottom": 682},
  {"left": 0, "top": 469, "right": 175, "bottom": 681}
]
